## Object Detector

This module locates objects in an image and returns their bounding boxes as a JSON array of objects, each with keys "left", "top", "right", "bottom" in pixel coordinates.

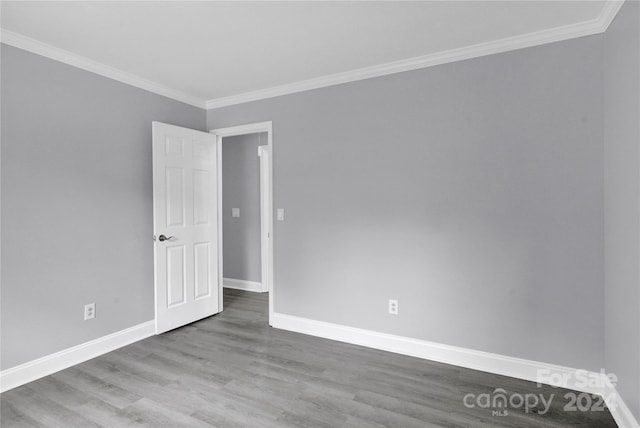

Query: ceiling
[{"left": 1, "top": 1, "right": 614, "bottom": 108}]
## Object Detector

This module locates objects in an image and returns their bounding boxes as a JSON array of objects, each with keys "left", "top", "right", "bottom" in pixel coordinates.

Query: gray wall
[
  {"left": 0, "top": 45, "right": 206, "bottom": 369},
  {"left": 222, "top": 132, "right": 267, "bottom": 283},
  {"left": 604, "top": 1, "right": 640, "bottom": 421},
  {"left": 207, "top": 35, "right": 605, "bottom": 370}
]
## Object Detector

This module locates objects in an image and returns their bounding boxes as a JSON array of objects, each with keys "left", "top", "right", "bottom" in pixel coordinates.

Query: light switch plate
[
  {"left": 277, "top": 208, "right": 285, "bottom": 221},
  {"left": 232, "top": 208, "right": 240, "bottom": 218}
]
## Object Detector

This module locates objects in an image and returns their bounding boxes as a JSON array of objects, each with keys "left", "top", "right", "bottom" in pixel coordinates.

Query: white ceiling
[{"left": 1, "top": 1, "right": 612, "bottom": 108}]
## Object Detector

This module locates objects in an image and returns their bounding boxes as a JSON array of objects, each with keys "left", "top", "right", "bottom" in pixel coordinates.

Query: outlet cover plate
[
  {"left": 84, "top": 303, "right": 96, "bottom": 320},
  {"left": 388, "top": 299, "right": 398, "bottom": 315}
]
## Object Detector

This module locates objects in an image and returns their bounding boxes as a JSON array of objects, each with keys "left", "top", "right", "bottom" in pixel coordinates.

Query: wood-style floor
[{"left": 2, "top": 289, "right": 617, "bottom": 427}]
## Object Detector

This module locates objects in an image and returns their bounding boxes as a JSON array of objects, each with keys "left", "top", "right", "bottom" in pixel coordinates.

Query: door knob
[{"left": 158, "top": 234, "right": 175, "bottom": 242}]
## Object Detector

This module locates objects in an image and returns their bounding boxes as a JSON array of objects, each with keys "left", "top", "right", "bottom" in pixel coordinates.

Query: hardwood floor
[{"left": 2, "top": 289, "right": 617, "bottom": 427}]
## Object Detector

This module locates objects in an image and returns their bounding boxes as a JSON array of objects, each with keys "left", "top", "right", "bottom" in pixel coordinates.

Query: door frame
[
  {"left": 209, "top": 121, "right": 274, "bottom": 325},
  {"left": 258, "top": 144, "right": 271, "bottom": 294}
]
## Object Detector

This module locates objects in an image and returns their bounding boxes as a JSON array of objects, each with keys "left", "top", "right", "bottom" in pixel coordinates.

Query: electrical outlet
[
  {"left": 84, "top": 303, "right": 96, "bottom": 320},
  {"left": 388, "top": 299, "right": 398, "bottom": 315}
]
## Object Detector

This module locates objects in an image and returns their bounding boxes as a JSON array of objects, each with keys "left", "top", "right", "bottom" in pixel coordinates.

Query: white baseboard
[
  {"left": 223, "top": 277, "right": 264, "bottom": 293},
  {"left": 2, "top": 313, "right": 636, "bottom": 427},
  {"left": 607, "top": 393, "right": 640, "bottom": 428},
  {"left": 0, "top": 320, "right": 155, "bottom": 393},
  {"left": 271, "top": 312, "right": 639, "bottom": 428}
]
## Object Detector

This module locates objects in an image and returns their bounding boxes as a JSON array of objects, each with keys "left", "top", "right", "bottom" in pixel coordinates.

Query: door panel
[
  {"left": 153, "top": 122, "right": 219, "bottom": 334},
  {"left": 194, "top": 242, "right": 211, "bottom": 299},
  {"left": 166, "top": 167, "right": 185, "bottom": 227},
  {"left": 166, "top": 245, "right": 186, "bottom": 307},
  {"left": 193, "top": 170, "right": 210, "bottom": 225}
]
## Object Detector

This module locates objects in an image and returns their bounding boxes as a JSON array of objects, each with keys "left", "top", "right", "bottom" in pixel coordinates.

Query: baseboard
[
  {"left": 271, "top": 312, "right": 638, "bottom": 428},
  {"left": 223, "top": 277, "right": 263, "bottom": 293},
  {"left": 606, "top": 392, "right": 640, "bottom": 428},
  {"left": 0, "top": 320, "right": 155, "bottom": 393}
]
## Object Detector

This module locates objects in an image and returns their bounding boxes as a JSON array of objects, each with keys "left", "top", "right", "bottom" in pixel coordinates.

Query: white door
[{"left": 152, "top": 122, "right": 219, "bottom": 334}]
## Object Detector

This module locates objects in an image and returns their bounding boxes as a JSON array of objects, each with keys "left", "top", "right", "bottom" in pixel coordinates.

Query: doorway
[{"left": 210, "top": 122, "right": 274, "bottom": 325}]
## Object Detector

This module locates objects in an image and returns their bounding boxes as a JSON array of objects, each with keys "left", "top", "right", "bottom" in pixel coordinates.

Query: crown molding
[
  {"left": 0, "top": 29, "right": 207, "bottom": 109},
  {"left": 205, "top": 0, "right": 625, "bottom": 110},
  {"left": 599, "top": 0, "right": 626, "bottom": 31},
  {"left": 0, "top": 1, "right": 625, "bottom": 111}
]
